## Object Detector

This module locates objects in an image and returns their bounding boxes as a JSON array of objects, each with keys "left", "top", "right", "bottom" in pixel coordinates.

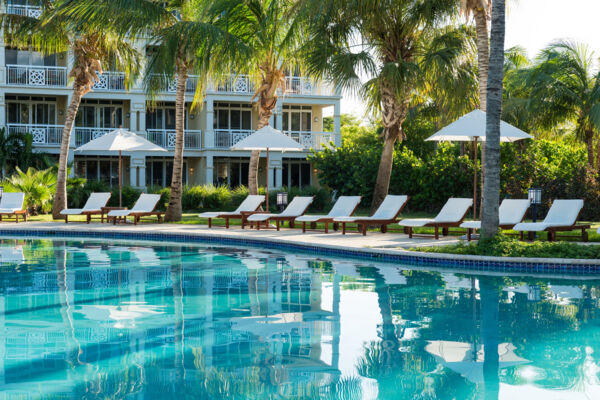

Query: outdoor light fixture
[
  {"left": 126, "top": 112, "right": 131, "bottom": 118},
  {"left": 277, "top": 192, "right": 288, "bottom": 212},
  {"left": 190, "top": 114, "right": 195, "bottom": 120},
  {"left": 528, "top": 188, "right": 542, "bottom": 222},
  {"left": 314, "top": 117, "right": 319, "bottom": 123}
]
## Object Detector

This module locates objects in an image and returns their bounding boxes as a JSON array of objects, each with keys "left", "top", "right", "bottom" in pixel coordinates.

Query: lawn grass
[{"left": 411, "top": 234, "right": 600, "bottom": 259}]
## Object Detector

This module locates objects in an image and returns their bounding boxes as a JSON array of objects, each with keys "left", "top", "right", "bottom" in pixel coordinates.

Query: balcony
[
  {"left": 146, "top": 129, "right": 202, "bottom": 149},
  {"left": 7, "top": 123, "right": 62, "bottom": 146},
  {"left": 161, "top": 75, "right": 200, "bottom": 94},
  {"left": 6, "top": 64, "right": 67, "bottom": 87},
  {"left": 207, "top": 75, "right": 335, "bottom": 96},
  {"left": 208, "top": 75, "right": 254, "bottom": 94},
  {"left": 214, "top": 129, "right": 334, "bottom": 150},
  {"left": 93, "top": 71, "right": 125, "bottom": 91},
  {"left": 6, "top": 4, "right": 42, "bottom": 18},
  {"left": 74, "top": 127, "right": 114, "bottom": 147}
]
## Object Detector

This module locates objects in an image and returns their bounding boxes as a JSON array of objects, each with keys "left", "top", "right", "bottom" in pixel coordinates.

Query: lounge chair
[
  {"left": 398, "top": 198, "right": 473, "bottom": 239},
  {"left": 296, "top": 196, "right": 362, "bottom": 233},
  {"left": 460, "top": 199, "right": 530, "bottom": 241},
  {"left": 107, "top": 194, "right": 163, "bottom": 225},
  {"left": 513, "top": 199, "right": 589, "bottom": 241},
  {"left": 334, "top": 195, "right": 408, "bottom": 236},
  {"left": 60, "top": 192, "right": 111, "bottom": 223},
  {"left": 198, "top": 195, "right": 265, "bottom": 228},
  {"left": 0, "top": 192, "right": 26, "bottom": 223},
  {"left": 245, "top": 196, "right": 314, "bottom": 230}
]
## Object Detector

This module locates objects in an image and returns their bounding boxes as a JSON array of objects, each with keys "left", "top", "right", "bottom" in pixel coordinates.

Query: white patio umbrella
[
  {"left": 231, "top": 125, "right": 303, "bottom": 210},
  {"left": 426, "top": 109, "right": 533, "bottom": 216},
  {"left": 75, "top": 128, "right": 167, "bottom": 207}
]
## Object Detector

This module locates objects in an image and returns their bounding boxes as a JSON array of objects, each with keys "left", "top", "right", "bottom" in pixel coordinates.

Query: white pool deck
[{"left": 0, "top": 221, "right": 460, "bottom": 250}]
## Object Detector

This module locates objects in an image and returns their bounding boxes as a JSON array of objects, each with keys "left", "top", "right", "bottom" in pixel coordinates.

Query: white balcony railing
[
  {"left": 6, "top": 64, "right": 68, "bottom": 87},
  {"left": 284, "top": 131, "right": 335, "bottom": 150},
  {"left": 6, "top": 4, "right": 43, "bottom": 18},
  {"left": 162, "top": 75, "right": 200, "bottom": 94},
  {"left": 208, "top": 75, "right": 254, "bottom": 94},
  {"left": 214, "top": 129, "right": 334, "bottom": 150},
  {"left": 74, "top": 127, "right": 114, "bottom": 147},
  {"left": 93, "top": 71, "right": 125, "bottom": 91},
  {"left": 214, "top": 129, "right": 253, "bottom": 148},
  {"left": 284, "top": 77, "right": 334, "bottom": 96},
  {"left": 146, "top": 129, "right": 202, "bottom": 149},
  {"left": 7, "top": 123, "right": 62, "bottom": 146}
]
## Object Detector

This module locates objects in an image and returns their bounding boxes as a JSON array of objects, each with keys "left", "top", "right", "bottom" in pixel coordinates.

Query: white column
[
  {"left": 138, "top": 166, "right": 146, "bottom": 189},
  {"left": 204, "top": 98, "right": 214, "bottom": 149},
  {"left": 67, "top": 151, "right": 75, "bottom": 177},
  {"left": 139, "top": 110, "right": 146, "bottom": 132},
  {"left": 130, "top": 156, "right": 145, "bottom": 187},
  {"left": 275, "top": 102, "right": 283, "bottom": 130},
  {"left": 333, "top": 102, "right": 341, "bottom": 147},
  {"left": 0, "top": 95, "right": 5, "bottom": 127},
  {"left": 0, "top": 43, "right": 6, "bottom": 84},
  {"left": 130, "top": 111, "right": 137, "bottom": 132},
  {"left": 205, "top": 155, "right": 214, "bottom": 185}
]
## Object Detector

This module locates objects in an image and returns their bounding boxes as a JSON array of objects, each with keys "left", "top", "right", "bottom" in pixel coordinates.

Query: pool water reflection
[{"left": 0, "top": 238, "right": 599, "bottom": 399}]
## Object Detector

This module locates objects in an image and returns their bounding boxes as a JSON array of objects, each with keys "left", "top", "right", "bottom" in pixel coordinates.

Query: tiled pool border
[{"left": 2, "top": 228, "right": 600, "bottom": 275}]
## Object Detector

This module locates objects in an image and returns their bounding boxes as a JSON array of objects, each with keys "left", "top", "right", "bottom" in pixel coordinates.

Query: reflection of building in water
[{"left": 0, "top": 243, "right": 341, "bottom": 396}]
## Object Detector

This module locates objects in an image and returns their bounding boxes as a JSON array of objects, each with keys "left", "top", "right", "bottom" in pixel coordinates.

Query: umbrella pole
[
  {"left": 473, "top": 138, "right": 477, "bottom": 219},
  {"left": 119, "top": 150, "right": 122, "bottom": 208},
  {"left": 266, "top": 147, "right": 270, "bottom": 211}
]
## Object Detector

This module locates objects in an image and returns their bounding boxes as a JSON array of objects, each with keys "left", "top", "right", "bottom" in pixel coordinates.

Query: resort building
[{"left": 0, "top": 2, "right": 342, "bottom": 190}]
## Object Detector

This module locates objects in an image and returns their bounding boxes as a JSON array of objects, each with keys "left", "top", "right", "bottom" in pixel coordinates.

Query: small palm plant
[{"left": 3, "top": 167, "right": 57, "bottom": 214}]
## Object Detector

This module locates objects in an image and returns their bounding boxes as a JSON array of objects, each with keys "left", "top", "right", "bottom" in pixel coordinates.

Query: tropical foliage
[
  {"left": 2, "top": 167, "right": 57, "bottom": 214},
  {"left": 0, "top": 129, "right": 53, "bottom": 177}
]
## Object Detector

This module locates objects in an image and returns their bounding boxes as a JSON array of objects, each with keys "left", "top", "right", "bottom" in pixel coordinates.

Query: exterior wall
[{"left": 0, "top": 11, "right": 342, "bottom": 189}]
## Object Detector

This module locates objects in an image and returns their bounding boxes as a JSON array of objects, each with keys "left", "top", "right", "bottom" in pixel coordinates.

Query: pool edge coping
[{"left": 2, "top": 226, "right": 600, "bottom": 273}]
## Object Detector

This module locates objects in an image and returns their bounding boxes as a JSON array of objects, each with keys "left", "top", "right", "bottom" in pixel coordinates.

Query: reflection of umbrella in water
[
  {"left": 0, "top": 246, "right": 24, "bottom": 264},
  {"left": 425, "top": 340, "right": 529, "bottom": 383}
]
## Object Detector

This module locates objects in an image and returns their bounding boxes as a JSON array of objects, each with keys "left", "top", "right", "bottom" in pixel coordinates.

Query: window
[
  {"left": 214, "top": 103, "right": 252, "bottom": 131},
  {"left": 5, "top": 48, "right": 56, "bottom": 66},
  {"left": 146, "top": 159, "right": 187, "bottom": 187},
  {"left": 282, "top": 105, "right": 311, "bottom": 132},
  {"left": 6, "top": 97, "right": 57, "bottom": 125},
  {"left": 282, "top": 161, "right": 311, "bottom": 188},
  {"left": 146, "top": 105, "right": 185, "bottom": 130},
  {"left": 75, "top": 100, "right": 123, "bottom": 128}
]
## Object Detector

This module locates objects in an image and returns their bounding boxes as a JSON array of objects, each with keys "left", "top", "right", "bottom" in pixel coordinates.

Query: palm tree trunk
[
  {"left": 164, "top": 66, "right": 188, "bottom": 222},
  {"left": 248, "top": 82, "right": 277, "bottom": 196},
  {"left": 52, "top": 86, "right": 85, "bottom": 220},
  {"left": 371, "top": 131, "right": 398, "bottom": 214},
  {"left": 474, "top": 8, "right": 490, "bottom": 218},
  {"left": 480, "top": 0, "right": 505, "bottom": 239},
  {"left": 586, "top": 129, "right": 594, "bottom": 168}
]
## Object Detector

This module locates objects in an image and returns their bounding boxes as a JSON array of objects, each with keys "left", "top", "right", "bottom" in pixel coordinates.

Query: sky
[{"left": 338, "top": 0, "right": 600, "bottom": 117}]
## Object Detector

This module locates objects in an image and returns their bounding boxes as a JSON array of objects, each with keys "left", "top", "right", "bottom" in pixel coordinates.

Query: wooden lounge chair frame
[
  {"left": 515, "top": 201, "right": 589, "bottom": 242},
  {"left": 247, "top": 197, "right": 314, "bottom": 231},
  {"left": 300, "top": 196, "right": 362, "bottom": 233},
  {"left": 406, "top": 207, "right": 472, "bottom": 240},
  {"left": 0, "top": 209, "right": 27, "bottom": 223},
  {"left": 341, "top": 199, "right": 408, "bottom": 236}
]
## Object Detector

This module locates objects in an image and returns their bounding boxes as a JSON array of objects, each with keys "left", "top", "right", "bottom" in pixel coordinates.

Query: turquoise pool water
[{"left": 0, "top": 238, "right": 599, "bottom": 399}]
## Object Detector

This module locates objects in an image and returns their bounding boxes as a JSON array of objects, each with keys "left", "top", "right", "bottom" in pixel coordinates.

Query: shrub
[{"left": 2, "top": 167, "right": 56, "bottom": 214}]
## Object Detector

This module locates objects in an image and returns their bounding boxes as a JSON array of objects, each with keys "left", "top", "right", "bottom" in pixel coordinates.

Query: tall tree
[
  {"left": 56, "top": 0, "right": 244, "bottom": 221},
  {"left": 304, "top": 0, "right": 476, "bottom": 212},
  {"left": 1, "top": 1, "right": 141, "bottom": 219},
  {"left": 210, "top": 0, "right": 307, "bottom": 196},
  {"left": 480, "top": 0, "right": 505, "bottom": 238},
  {"left": 527, "top": 42, "right": 600, "bottom": 168},
  {"left": 461, "top": 1, "right": 491, "bottom": 217}
]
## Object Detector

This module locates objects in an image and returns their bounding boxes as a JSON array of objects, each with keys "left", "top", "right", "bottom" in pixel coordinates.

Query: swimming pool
[{"left": 0, "top": 238, "right": 599, "bottom": 399}]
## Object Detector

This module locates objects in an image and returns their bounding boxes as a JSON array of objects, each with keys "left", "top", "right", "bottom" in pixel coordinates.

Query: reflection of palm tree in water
[
  {"left": 480, "top": 277, "right": 500, "bottom": 400},
  {"left": 170, "top": 247, "right": 186, "bottom": 381}
]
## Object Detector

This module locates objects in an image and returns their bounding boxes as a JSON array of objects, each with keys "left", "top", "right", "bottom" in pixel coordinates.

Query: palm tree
[
  {"left": 480, "top": 0, "right": 505, "bottom": 238},
  {"left": 526, "top": 41, "right": 600, "bottom": 168},
  {"left": 1, "top": 1, "right": 141, "bottom": 220},
  {"left": 304, "top": 0, "right": 476, "bottom": 212},
  {"left": 58, "top": 0, "right": 244, "bottom": 221},
  {"left": 209, "top": 0, "right": 308, "bottom": 196},
  {"left": 460, "top": 1, "right": 491, "bottom": 217}
]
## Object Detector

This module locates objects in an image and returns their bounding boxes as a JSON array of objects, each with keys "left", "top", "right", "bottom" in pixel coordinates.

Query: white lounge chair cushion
[
  {"left": 246, "top": 196, "right": 313, "bottom": 221},
  {"left": 513, "top": 199, "right": 583, "bottom": 231},
  {"left": 460, "top": 199, "right": 530, "bottom": 230},
  {"left": 61, "top": 192, "right": 111, "bottom": 215},
  {"left": 198, "top": 195, "right": 265, "bottom": 218},
  {"left": 296, "top": 196, "right": 361, "bottom": 222},
  {"left": 333, "top": 195, "right": 408, "bottom": 223},
  {"left": 399, "top": 198, "right": 472, "bottom": 227},
  {"left": 108, "top": 194, "right": 161, "bottom": 217},
  {"left": 0, "top": 192, "right": 25, "bottom": 212}
]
